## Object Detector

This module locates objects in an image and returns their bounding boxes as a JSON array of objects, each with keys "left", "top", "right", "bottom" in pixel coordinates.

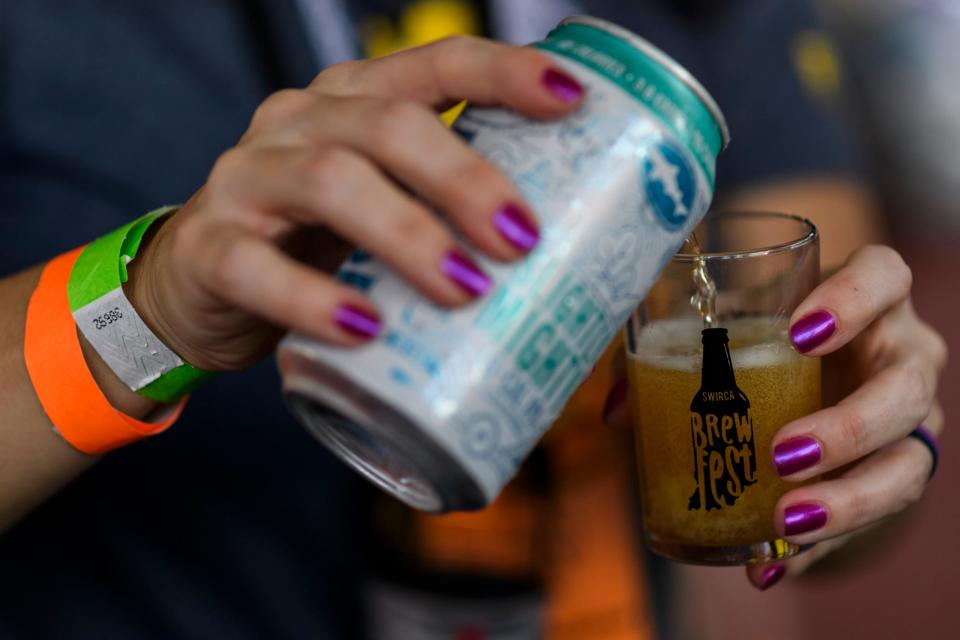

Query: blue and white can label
[{"left": 279, "top": 16, "right": 729, "bottom": 512}]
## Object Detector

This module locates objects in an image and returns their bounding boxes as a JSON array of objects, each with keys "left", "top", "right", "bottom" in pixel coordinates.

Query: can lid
[{"left": 559, "top": 15, "right": 731, "bottom": 149}]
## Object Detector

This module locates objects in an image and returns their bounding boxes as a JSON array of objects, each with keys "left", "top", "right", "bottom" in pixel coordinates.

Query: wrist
[
  {"left": 69, "top": 207, "right": 214, "bottom": 403},
  {"left": 78, "top": 331, "right": 158, "bottom": 418},
  {"left": 124, "top": 214, "right": 206, "bottom": 370}
]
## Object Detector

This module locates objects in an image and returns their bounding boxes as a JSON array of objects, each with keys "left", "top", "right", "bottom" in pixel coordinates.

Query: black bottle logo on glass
[{"left": 688, "top": 328, "right": 757, "bottom": 511}]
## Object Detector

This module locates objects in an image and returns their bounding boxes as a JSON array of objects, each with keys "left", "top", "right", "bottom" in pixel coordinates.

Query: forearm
[{"left": 0, "top": 265, "right": 157, "bottom": 530}]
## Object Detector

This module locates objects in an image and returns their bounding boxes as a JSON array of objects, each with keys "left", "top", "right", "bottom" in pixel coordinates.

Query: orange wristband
[{"left": 24, "top": 247, "right": 186, "bottom": 455}]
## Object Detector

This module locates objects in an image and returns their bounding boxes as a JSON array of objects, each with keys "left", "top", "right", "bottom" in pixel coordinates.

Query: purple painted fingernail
[
  {"left": 334, "top": 304, "right": 381, "bottom": 338},
  {"left": 602, "top": 377, "right": 628, "bottom": 423},
  {"left": 442, "top": 250, "right": 491, "bottom": 297},
  {"left": 542, "top": 68, "right": 584, "bottom": 103},
  {"left": 790, "top": 310, "right": 836, "bottom": 353},
  {"left": 757, "top": 564, "right": 785, "bottom": 591},
  {"left": 493, "top": 203, "right": 540, "bottom": 252},
  {"left": 773, "top": 436, "right": 822, "bottom": 476},
  {"left": 784, "top": 503, "right": 828, "bottom": 536}
]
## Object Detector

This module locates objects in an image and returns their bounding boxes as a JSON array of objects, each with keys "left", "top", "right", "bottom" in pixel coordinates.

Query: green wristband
[{"left": 68, "top": 206, "right": 215, "bottom": 403}]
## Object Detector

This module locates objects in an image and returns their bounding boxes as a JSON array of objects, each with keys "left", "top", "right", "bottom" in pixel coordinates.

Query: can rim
[{"left": 560, "top": 15, "right": 731, "bottom": 149}]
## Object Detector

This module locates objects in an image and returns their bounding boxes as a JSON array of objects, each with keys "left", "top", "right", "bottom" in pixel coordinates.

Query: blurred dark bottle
[
  {"left": 362, "top": 341, "right": 653, "bottom": 640},
  {"left": 364, "top": 449, "right": 549, "bottom": 640}
]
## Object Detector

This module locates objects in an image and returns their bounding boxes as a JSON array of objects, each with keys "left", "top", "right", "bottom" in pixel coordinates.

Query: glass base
[{"left": 646, "top": 533, "right": 803, "bottom": 566}]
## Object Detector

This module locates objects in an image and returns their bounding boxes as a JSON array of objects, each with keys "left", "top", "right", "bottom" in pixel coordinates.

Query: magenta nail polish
[
  {"left": 758, "top": 564, "right": 785, "bottom": 591},
  {"left": 542, "top": 68, "right": 584, "bottom": 103},
  {"left": 493, "top": 203, "right": 540, "bottom": 252},
  {"left": 790, "top": 310, "right": 836, "bottom": 353},
  {"left": 602, "top": 377, "right": 628, "bottom": 422},
  {"left": 334, "top": 304, "right": 381, "bottom": 338},
  {"left": 442, "top": 250, "right": 491, "bottom": 297},
  {"left": 784, "top": 503, "right": 827, "bottom": 536},
  {"left": 773, "top": 436, "right": 822, "bottom": 476}
]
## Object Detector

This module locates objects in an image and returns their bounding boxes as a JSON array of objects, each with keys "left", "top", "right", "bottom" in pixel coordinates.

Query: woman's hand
[
  {"left": 743, "top": 245, "right": 947, "bottom": 589},
  {"left": 602, "top": 245, "right": 947, "bottom": 588},
  {"left": 127, "top": 36, "right": 584, "bottom": 371}
]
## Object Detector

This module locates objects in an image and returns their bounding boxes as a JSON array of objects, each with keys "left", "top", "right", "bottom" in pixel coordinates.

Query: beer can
[{"left": 277, "top": 16, "right": 730, "bottom": 512}]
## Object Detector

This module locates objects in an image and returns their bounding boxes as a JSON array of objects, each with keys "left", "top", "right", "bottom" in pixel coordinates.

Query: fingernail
[
  {"left": 773, "top": 436, "right": 822, "bottom": 476},
  {"left": 542, "top": 68, "right": 584, "bottom": 103},
  {"left": 784, "top": 503, "right": 828, "bottom": 536},
  {"left": 442, "top": 250, "right": 492, "bottom": 297},
  {"left": 757, "top": 564, "right": 785, "bottom": 591},
  {"left": 493, "top": 203, "right": 540, "bottom": 252},
  {"left": 334, "top": 304, "right": 381, "bottom": 338},
  {"left": 790, "top": 310, "right": 836, "bottom": 353},
  {"left": 602, "top": 377, "right": 628, "bottom": 422}
]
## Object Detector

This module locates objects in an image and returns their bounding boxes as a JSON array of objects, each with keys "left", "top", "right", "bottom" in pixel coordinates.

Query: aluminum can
[{"left": 278, "top": 16, "right": 730, "bottom": 512}]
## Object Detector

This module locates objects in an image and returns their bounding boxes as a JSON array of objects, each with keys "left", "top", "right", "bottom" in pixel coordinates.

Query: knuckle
[
  {"left": 429, "top": 35, "right": 485, "bottom": 83},
  {"left": 388, "top": 204, "right": 436, "bottom": 245},
  {"left": 903, "top": 457, "right": 928, "bottom": 505},
  {"left": 845, "top": 490, "right": 872, "bottom": 530},
  {"left": 890, "top": 252, "right": 913, "bottom": 292},
  {"left": 311, "top": 60, "right": 365, "bottom": 92},
  {"left": 251, "top": 89, "right": 314, "bottom": 128},
  {"left": 448, "top": 155, "right": 505, "bottom": 205},
  {"left": 206, "top": 234, "right": 247, "bottom": 293},
  {"left": 209, "top": 148, "right": 246, "bottom": 184},
  {"left": 167, "top": 216, "right": 204, "bottom": 267},
  {"left": 431, "top": 34, "right": 481, "bottom": 55},
  {"left": 205, "top": 149, "right": 251, "bottom": 203},
  {"left": 835, "top": 406, "right": 870, "bottom": 460},
  {"left": 370, "top": 100, "right": 428, "bottom": 143},
  {"left": 863, "top": 245, "right": 912, "bottom": 292},
  {"left": 312, "top": 60, "right": 362, "bottom": 84},
  {"left": 892, "top": 443, "right": 928, "bottom": 508},
  {"left": 930, "top": 330, "right": 949, "bottom": 374},
  {"left": 303, "top": 147, "right": 363, "bottom": 200},
  {"left": 496, "top": 45, "right": 548, "bottom": 74},
  {"left": 897, "top": 364, "right": 934, "bottom": 421}
]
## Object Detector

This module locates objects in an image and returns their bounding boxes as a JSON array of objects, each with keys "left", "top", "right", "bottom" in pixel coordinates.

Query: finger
[
  {"left": 925, "top": 400, "right": 944, "bottom": 437},
  {"left": 745, "top": 536, "right": 849, "bottom": 590},
  {"left": 771, "top": 356, "right": 938, "bottom": 480},
  {"left": 789, "top": 245, "right": 912, "bottom": 356},
  {"left": 211, "top": 145, "right": 492, "bottom": 307},
  {"left": 290, "top": 95, "right": 541, "bottom": 260},
  {"left": 197, "top": 225, "right": 381, "bottom": 346},
  {"left": 602, "top": 377, "right": 630, "bottom": 428},
  {"left": 312, "top": 36, "right": 585, "bottom": 117},
  {"left": 770, "top": 436, "right": 932, "bottom": 545}
]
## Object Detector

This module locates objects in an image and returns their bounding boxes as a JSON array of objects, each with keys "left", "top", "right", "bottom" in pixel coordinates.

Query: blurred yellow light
[
  {"left": 361, "top": 0, "right": 479, "bottom": 124},
  {"left": 791, "top": 30, "right": 843, "bottom": 99},
  {"left": 401, "top": 0, "right": 479, "bottom": 47}
]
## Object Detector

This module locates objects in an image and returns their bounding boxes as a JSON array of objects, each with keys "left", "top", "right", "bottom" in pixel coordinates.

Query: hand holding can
[{"left": 279, "top": 17, "right": 730, "bottom": 512}]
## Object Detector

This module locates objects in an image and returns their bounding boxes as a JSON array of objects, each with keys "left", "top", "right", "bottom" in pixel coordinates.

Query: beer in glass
[{"left": 627, "top": 212, "right": 819, "bottom": 564}]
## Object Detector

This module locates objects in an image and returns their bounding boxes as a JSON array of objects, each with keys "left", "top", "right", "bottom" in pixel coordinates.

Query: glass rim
[{"left": 673, "top": 211, "right": 818, "bottom": 262}]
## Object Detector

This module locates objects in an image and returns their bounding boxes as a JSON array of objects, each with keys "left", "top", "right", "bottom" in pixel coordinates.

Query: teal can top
[{"left": 536, "top": 16, "right": 730, "bottom": 187}]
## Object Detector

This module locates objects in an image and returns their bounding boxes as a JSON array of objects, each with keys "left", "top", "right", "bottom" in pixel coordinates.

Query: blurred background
[
  {"left": 679, "top": 1, "right": 960, "bottom": 638},
  {"left": 1, "top": 1, "right": 957, "bottom": 639},
  {"left": 363, "top": 1, "right": 960, "bottom": 639}
]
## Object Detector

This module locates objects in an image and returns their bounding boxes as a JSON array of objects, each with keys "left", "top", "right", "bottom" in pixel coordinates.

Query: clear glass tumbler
[{"left": 627, "top": 211, "right": 820, "bottom": 565}]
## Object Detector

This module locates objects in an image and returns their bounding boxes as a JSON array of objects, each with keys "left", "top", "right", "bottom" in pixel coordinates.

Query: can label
[{"left": 280, "top": 19, "right": 725, "bottom": 507}]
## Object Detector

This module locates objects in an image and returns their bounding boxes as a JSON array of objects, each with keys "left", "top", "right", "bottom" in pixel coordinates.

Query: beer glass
[{"left": 626, "top": 212, "right": 819, "bottom": 565}]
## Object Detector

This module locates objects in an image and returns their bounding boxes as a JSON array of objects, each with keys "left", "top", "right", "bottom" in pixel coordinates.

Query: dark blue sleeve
[{"left": 696, "top": 0, "right": 865, "bottom": 196}]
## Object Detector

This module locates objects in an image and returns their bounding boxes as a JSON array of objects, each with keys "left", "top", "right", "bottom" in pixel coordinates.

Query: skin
[
  {"left": 0, "top": 37, "right": 947, "bottom": 596},
  {"left": 0, "top": 37, "right": 581, "bottom": 530},
  {"left": 604, "top": 179, "right": 948, "bottom": 589}
]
